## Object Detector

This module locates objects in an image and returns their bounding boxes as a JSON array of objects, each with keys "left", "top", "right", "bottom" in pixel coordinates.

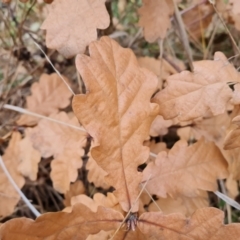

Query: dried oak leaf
[
  {"left": 0, "top": 203, "right": 123, "bottom": 239},
  {"left": 138, "top": 0, "right": 174, "bottom": 41},
  {"left": 17, "top": 73, "right": 72, "bottom": 126},
  {"left": 182, "top": 1, "right": 214, "bottom": 40},
  {"left": 86, "top": 154, "right": 110, "bottom": 189},
  {"left": 137, "top": 56, "right": 179, "bottom": 90},
  {"left": 0, "top": 132, "right": 25, "bottom": 217},
  {"left": 50, "top": 150, "right": 83, "bottom": 193},
  {"left": 72, "top": 36, "right": 159, "bottom": 212},
  {"left": 28, "top": 111, "right": 87, "bottom": 193},
  {"left": 41, "top": 0, "right": 110, "bottom": 58},
  {"left": 2, "top": 205, "right": 239, "bottom": 239},
  {"left": 138, "top": 208, "right": 240, "bottom": 240},
  {"left": 142, "top": 138, "right": 228, "bottom": 198},
  {"left": 224, "top": 115, "right": 240, "bottom": 149},
  {"left": 63, "top": 180, "right": 85, "bottom": 207},
  {"left": 153, "top": 52, "right": 240, "bottom": 121},
  {"left": 149, "top": 190, "right": 209, "bottom": 217},
  {"left": 150, "top": 115, "right": 173, "bottom": 136},
  {"left": 18, "top": 129, "right": 41, "bottom": 181}
]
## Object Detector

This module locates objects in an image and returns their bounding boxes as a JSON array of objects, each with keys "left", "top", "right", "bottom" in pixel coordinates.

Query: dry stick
[
  {"left": 109, "top": 174, "right": 152, "bottom": 240},
  {"left": 0, "top": 155, "right": 41, "bottom": 217},
  {"left": 158, "top": 38, "right": 164, "bottom": 86},
  {"left": 3, "top": 104, "right": 87, "bottom": 133},
  {"left": 214, "top": 190, "right": 240, "bottom": 211},
  {"left": 204, "top": 17, "right": 220, "bottom": 59},
  {"left": 28, "top": 34, "right": 75, "bottom": 96},
  {"left": 142, "top": 186, "right": 162, "bottom": 212},
  {"left": 128, "top": 28, "right": 142, "bottom": 48},
  {"left": 209, "top": 2, "right": 240, "bottom": 56},
  {"left": 173, "top": 0, "right": 194, "bottom": 72},
  {"left": 218, "top": 180, "right": 232, "bottom": 223}
]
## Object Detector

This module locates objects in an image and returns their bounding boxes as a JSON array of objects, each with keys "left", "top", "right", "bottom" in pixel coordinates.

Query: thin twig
[
  {"left": 173, "top": 0, "right": 194, "bottom": 71},
  {"left": 218, "top": 180, "right": 232, "bottom": 223},
  {"left": 0, "top": 155, "right": 41, "bottom": 217},
  {"left": 143, "top": 187, "right": 162, "bottom": 211},
  {"left": 3, "top": 104, "right": 87, "bottom": 133},
  {"left": 209, "top": 1, "right": 240, "bottom": 55},
  {"left": 28, "top": 33, "right": 75, "bottom": 96}
]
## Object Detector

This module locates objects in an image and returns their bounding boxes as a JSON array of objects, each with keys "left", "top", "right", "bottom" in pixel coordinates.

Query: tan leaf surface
[
  {"left": 29, "top": 111, "right": 86, "bottom": 158},
  {"left": 224, "top": 115, "right": 240, "bottom": 149},
  {"left": 41, "top": 0, "right": 110, "bottom": 58},
  {"left": 28, "top": 111, "right": 86, "bottom": 193},
  {"left": 17, "top": 73, "right": 72, "bottom": 126},
  {"left": 221, "top": 148, "right": 240, "bottom": 179},
  {"left": 0, "top": 132, "right": 25, "bottom": 217},
  {"left": 86, "top": 155, "right": 110, "bottom": 189},
  {"left": 65, "top": 192, "right": 123, "bottom": 216},
  {"left": 72, "top": 36, "right": 159, "bottom": 212},
  {"left": 153, "top": 52, "right": 240, "bottom": 121},
  {"left": 139, "top": 207, "right": 240, "bottom": 240},
  {"left": 50, "top": 151, "right": 83, "bottom": 193},
  {"left": 18, "top": 129, "right": 41, "bottom": 181},
  {"left": 177, "top": 113, "right": 230, "bottom": 144},
  {"left": 0, "top": 203, "right": 123, "bottom": 239},
  {"left": 138, "top": 0, "right": 174, "bottom": 41},
  {"left": 137, "top": 57, "right": 178, "bottom": 90},
  {"left": 182, "top": 1, "right": 214, "bottom": 40},
  {"left": 149, "top": 191, "right": 209, "bottom": 217},
  {"left": 226, "top": 174, "right": 239, "bottom": 198},
  {"left": 150, "top": 115, "right": 173, "bottom": 136},
  {"left": 142, "top": 139, "right": 228, "bottom": 198},
  {"left": 63, "top": 180, "right": 85, "bottom": 207}
]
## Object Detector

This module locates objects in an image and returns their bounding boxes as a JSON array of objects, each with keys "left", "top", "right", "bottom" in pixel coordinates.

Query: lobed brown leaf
[
  {"left": 142, "top": 138, "right": 228, "bottom": 198},
  {"left": 153, "top": 52, "right": 240, "bottom": 121},
  {"left": 138, "top": 207, "right": 240, "bottom": 240},
  {"left": 0, "top": 203, "right": 123, "bottom": 239},
  {"left": 0, "top": 132, "right": 25, "bottom": 217},
  {"left": 18, "top": 129, "right": 41, "bottom": 181},
  {"left": 17, "top": 73, "right": 72, "bottom": 126},
  {"left": 138, "top": 0, "right": 174, "bottom": 42},
  {"left": 41, "top": 0, "right": 110, "bottom": 58},
  {"left": 72, "top": 36, "right": 159, "bottom": 212},
  {"left": 27, "top": 111, "right": 86, "bottom": 193}
]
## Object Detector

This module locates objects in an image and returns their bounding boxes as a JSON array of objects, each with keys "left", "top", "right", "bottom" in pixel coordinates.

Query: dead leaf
[
  {"left": 142, "top": 138, "right": 228, "bottom": 198},
  {"left": 41, "top": 0, "right": 110, "bottom": 58},
  {"left": 182, "top": 1, "right": 214, "bottom": 40},
  {"left": 17, "top": 73, "right": 72, "bottom": 126},
  {"left": 153, "top": 52, "right": 240, "bottom": 121},
  {"left": 224, "top": 115, "right": 240, "bottom": 149},
  {"left": 138, "top": 207, "right": 240, "bottom": 240},
  {"left": 1, "top": 202, "right": 240, "bottom": 240},
  {"left": 86, "top": 155, "right": 110, "bottom": 189},
  {"left": 149, "top": 191, "right": 209, "bottom": 217},
  {"left": 226, "top": 174, "right": 239, "bottom": 199},
  {"left": 0, "top": 203, "right": 123, "bottom": 239},
  {"left": 177, "top": 113, "right": 230, "bottom": 144},
  {"left": 0, "top": 132, "right": 25, "bottom": 217},
  {"left": 221, "top": 148, "right": 240, "bottom": 179},
  {"left": 27, "top": 111, "right": 86, "bottom": 193},
  {"left": 72, "top": 36, "right": 159, "bottom": 212},
  {"left": 137, "top": 57, "right": 178, "bottom": 90},
  {"left": 28, "top": 111, "right": 86, "bottom": 158},
  {"left": 138, "top": 0, "right": 174, "bottom": 41},
  {"left": 18, "top": 129, "right": 41, "bottom": 181},
  {"left": 150, "top": 115, "right": 173, "bottom": 136},
  {"left": 64, "top": 180, "right": 85, "bottom": 207},
  {"left": 50, "top": 150, "right": 83, "bottom": 193}
]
